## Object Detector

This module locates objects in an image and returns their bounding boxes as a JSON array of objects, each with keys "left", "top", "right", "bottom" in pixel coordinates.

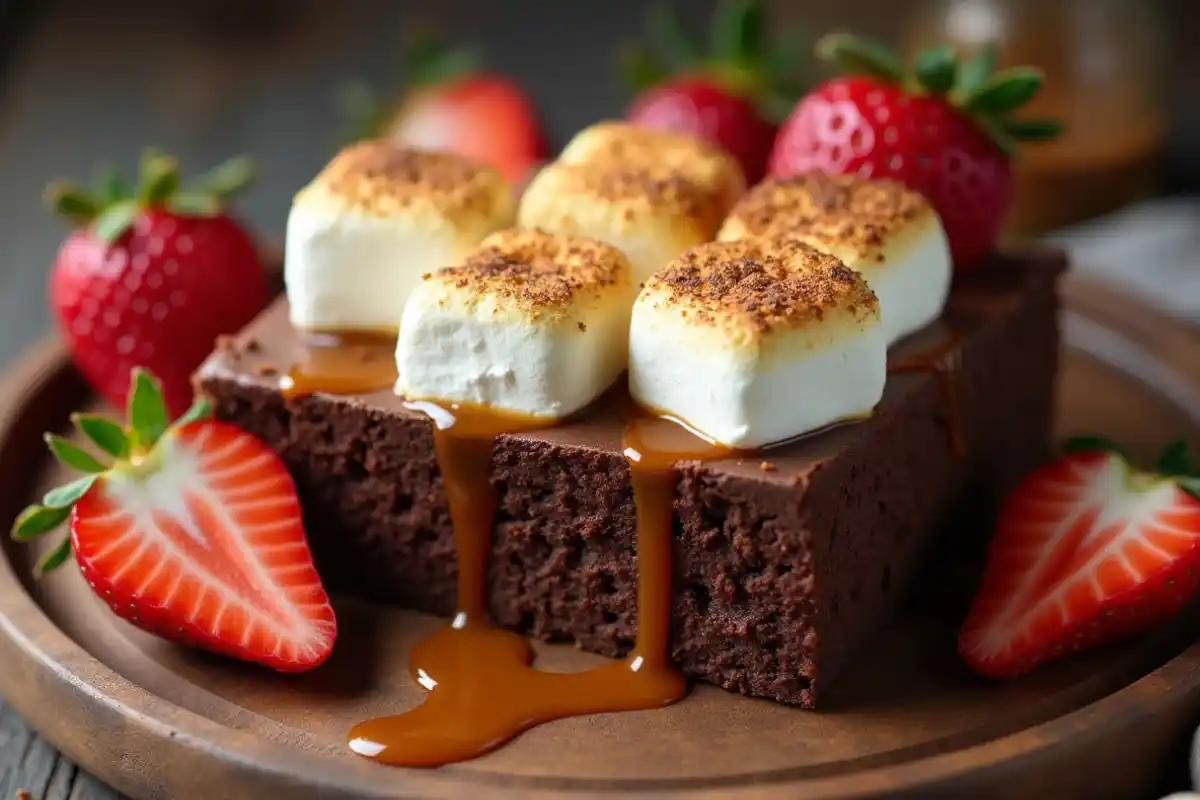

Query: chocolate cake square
[{"left": 195, "top": 248, "right": 1065, "bottom": 707}]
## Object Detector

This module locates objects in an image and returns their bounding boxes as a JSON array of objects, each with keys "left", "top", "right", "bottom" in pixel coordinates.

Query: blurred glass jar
[{"left": 903, "top": 0, "right": 1167, "bottom": 236}]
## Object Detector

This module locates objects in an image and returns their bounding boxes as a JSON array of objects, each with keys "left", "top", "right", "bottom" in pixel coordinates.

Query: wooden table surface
[{"left": 1, "top": 1, "right": 1198, "bottom": 798}]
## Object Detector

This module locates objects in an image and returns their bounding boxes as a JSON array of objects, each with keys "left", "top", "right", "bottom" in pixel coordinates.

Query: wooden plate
[{"left": 1, "top": 274, "right": 1199, "bottom": 800}]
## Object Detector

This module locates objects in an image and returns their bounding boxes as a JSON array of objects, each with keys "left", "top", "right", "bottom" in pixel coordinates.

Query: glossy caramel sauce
[
  {"left": 279, "top": 330, "right": 398, "bottom": 399},
  {"left": 346, "top": 399, "right": 736, "bottom": 767},
  {"left": 887, "top": 332, "right": 966, "bottom": 458},
  {"left": 308, "top": 325, "right": 966, "bottom": 767}
]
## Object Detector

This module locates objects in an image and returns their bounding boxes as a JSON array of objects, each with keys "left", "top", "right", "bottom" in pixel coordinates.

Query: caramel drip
[
  {"left": 346, "top": 400, "right": 734, "bottom": 767},
  {"left": 280, "top": 331, "right": 398, "bottom": 399},
  {"left": 887, "top": 332, "right": 966, "bottom": 457}
]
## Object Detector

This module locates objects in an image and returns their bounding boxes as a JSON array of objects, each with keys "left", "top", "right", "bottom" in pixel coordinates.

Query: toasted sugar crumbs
[
  {"left": 649, "top": 239, "right": 877, "bottom": 334},
  {"left": 307, "top": 139, "right": 506, "bottom": 217},
  {"left": 435, "top": 229, "right": 627, "bottom": 317},
  {"left": 569, "top": 123, "right": 737, "bottom": 177},
  {"left": 556, "top": 163, "right": 721, "bottom": 226},
  {"left": 728, "top": 173, "right": 928, "bottom": 253}
]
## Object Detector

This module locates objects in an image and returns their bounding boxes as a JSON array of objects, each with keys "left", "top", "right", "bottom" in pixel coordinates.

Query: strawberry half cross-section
[
  {"left": 11, "top": 369, "right": 337, "bottom": 673},
  {"left": 959, "top": 437, "right": 1200, "bottom": 680}
]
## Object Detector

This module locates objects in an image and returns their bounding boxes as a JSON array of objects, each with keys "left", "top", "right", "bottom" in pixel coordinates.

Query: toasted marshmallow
[
  {"left": 395, "top": 229, "right": 635, "bottom": 418},
  {"left": 285, "top": 141, "right": 514, "bottom": 333},
  {"left": 718, "top": 174, "right": 951, "bottom": 345},
  {"left": 629, "top": 239, "right": 885, "bottom": 449},
  {"left": 518, "top": 161, "right": 721, "bottom": 286},
  {"left": 558, "top": 121, "right": 745, "bottom": 216}
]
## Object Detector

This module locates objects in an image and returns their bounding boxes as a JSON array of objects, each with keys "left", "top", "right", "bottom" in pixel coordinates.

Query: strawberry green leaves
[
  {"left": 955, "top": 44, "right": 996, "bottom": 98},
  {"left": 815, "top": 33, "right": 904, "bottom": 84},
  {"left": 1155, "top": 440, "right": 1200, "bottom": 502},
  {"left": 1061, "top": 435, "right": 1127, "bottom": 458},
  {"left": 1060, "top": 435, "right": 1200, "bottom": 502},
  {"left": 45, "top": 435, "right": 107, "bottom": 473},
  {"left": 1157, "top": 439, "right": 1193, "bottom": 476},
  {"left": 34, "top": 537, "right": 74, "bottom": 578},
  {"left": 43, "top": 475, "right": 99, "bottom": 509},
  {"left": 45, "top": 182, "right": 101, "bottom": 228},
  {"left": 12, "top": 504, "right": 72, "bottom": 542},
  {"left": 46, "top": 149, "right": 254, "bottom": 240},
  {"left": 711, "top": 0, "right": 765, "bottom": 67},
  {"left": 913, "top": 46, "right": 957, "bottom": 95},
  {"left": 10, "top": 368, "right": 217, "bottom": 575},
  {"left": 128, "top": 368, "right": 169, "bottom": 451},
  {"left": 619, "top": 0, "right": 812, "bottom": 123},
  {"left": 177, "top": 397, "right": 214, "bottom": 428},
  {"left": 814, "top": 32, "right": 1063, "bottom": 157},
  {"left": 70, "top": 413, "right": 129, "bottom": 459}
]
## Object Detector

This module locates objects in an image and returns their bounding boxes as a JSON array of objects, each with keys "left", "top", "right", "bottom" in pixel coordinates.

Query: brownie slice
[{"left": 195, "top": 249, "right": 1065, "bottom": 707}]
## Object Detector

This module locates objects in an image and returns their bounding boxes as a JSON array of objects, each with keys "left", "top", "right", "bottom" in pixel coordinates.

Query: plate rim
[{"left": 0, "top": 274, "right": 1198, "bottom": 799}]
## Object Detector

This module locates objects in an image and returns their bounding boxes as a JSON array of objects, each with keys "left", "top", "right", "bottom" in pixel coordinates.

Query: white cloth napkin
[{"left": 1044, "top": 198, "right": 1200, "bottom": 327}]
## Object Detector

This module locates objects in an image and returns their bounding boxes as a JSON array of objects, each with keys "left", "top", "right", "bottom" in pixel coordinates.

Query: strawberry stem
[
  {"left": 9, "top": 367, "right": 216, "bottom": 575},
  {"left": 814, "top": 32, "right": 1063, "bottom": 157}
]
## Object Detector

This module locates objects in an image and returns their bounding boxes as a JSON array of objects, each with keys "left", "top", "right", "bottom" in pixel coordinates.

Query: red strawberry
[
  {"left": 339, "top": 33, "right": 546, "bottom": 184},
  {"left": 11, "top": 370, "right": 336, "bottom": 673},
  {"left": 959, "top": 438, "right": 1200, "bottom": 680},
  {"left": 47, "top": 151, "right": 270, "bottom": 418},
  {"left": 617, "top": 0, "right": 811, "bottom": 184},
  {"left": 768, "top": 34, "right": 1063, "bottom": 268}
]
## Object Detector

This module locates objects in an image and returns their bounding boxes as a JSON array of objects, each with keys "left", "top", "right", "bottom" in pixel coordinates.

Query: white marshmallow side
[
  {"left": 395, "top": 291, "right": 630, "bottom": 418},
  {"left": 629, "top": 304, "right": 886, "bottom": 449},
  {"left": 517, "top": 163, "right": 717, "bottom": 287},
  {"left": 799, "top": 218, "right": 952, "bottom": 346},
  {"left": 285, "top": 201, "right": 488, "bottom": 332},
  {"left": 861, "top": 221, "right": 952, "bottom": 345},
  {"left": 394, "top": 229, "right": 636, "bottom": 418}
]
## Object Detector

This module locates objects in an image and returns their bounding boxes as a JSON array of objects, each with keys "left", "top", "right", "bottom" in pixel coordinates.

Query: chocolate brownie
[{"left": 195, "top": 248, "right": 1066, "bottom": 707}]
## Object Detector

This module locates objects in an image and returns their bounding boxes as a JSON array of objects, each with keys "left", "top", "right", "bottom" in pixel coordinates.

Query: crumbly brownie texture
[{"left": 196, "top": 250, "right": 1065, "bottom": 707}]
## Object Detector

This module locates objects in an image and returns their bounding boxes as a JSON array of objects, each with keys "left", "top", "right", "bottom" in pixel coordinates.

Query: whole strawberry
[
  {"left": 11, "top": 369, "right": 337, "bottom": 672},
  {"left": 339, "top": 32, "right": 546, "bottom": 184},
  {"left": 618, "top": 0, "right": 811, "bottom": 184},
  {"left": 47, "top": 151, "right": 270, "bottom": 417},
  {"left": 768, "top": 34, "right": 1063, "bottom": 268}
]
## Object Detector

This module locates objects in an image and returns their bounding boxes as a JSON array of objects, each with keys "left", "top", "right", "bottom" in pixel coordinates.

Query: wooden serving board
[{"left": 1, "top": 274, "right": 1199, "bottom": 800}]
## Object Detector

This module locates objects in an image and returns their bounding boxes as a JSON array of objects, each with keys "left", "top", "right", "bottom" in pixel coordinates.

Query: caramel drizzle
[
  {"left": 279, "top": 330, "right": 398, "bottom": 399},
  {"left": 345, "top": 402, "right": 735, "bottom": 767},
  {"left": 318, "top": 328, "right": 966, "bottom": 767}
]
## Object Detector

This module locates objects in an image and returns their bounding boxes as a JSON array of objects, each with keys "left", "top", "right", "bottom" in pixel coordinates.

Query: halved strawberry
[
  {"left": 12, "top": 369, "right": 336, "bottom": 673},
  {"left": 959, "top": 438, "right": 1200, "bottom": 680}
]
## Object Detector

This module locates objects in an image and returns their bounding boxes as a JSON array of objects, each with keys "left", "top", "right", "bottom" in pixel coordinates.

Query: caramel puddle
[
  {"left": 346, "top": 401, "right": 736, "bottom": 767},
  {"left": 280, "top": 331, "right": 398, "bottom": 399}
]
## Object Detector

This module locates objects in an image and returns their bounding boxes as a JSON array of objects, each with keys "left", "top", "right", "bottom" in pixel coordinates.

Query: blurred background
[{"left": 0, "top": 0, "right": 1198, "bottom": 369}]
